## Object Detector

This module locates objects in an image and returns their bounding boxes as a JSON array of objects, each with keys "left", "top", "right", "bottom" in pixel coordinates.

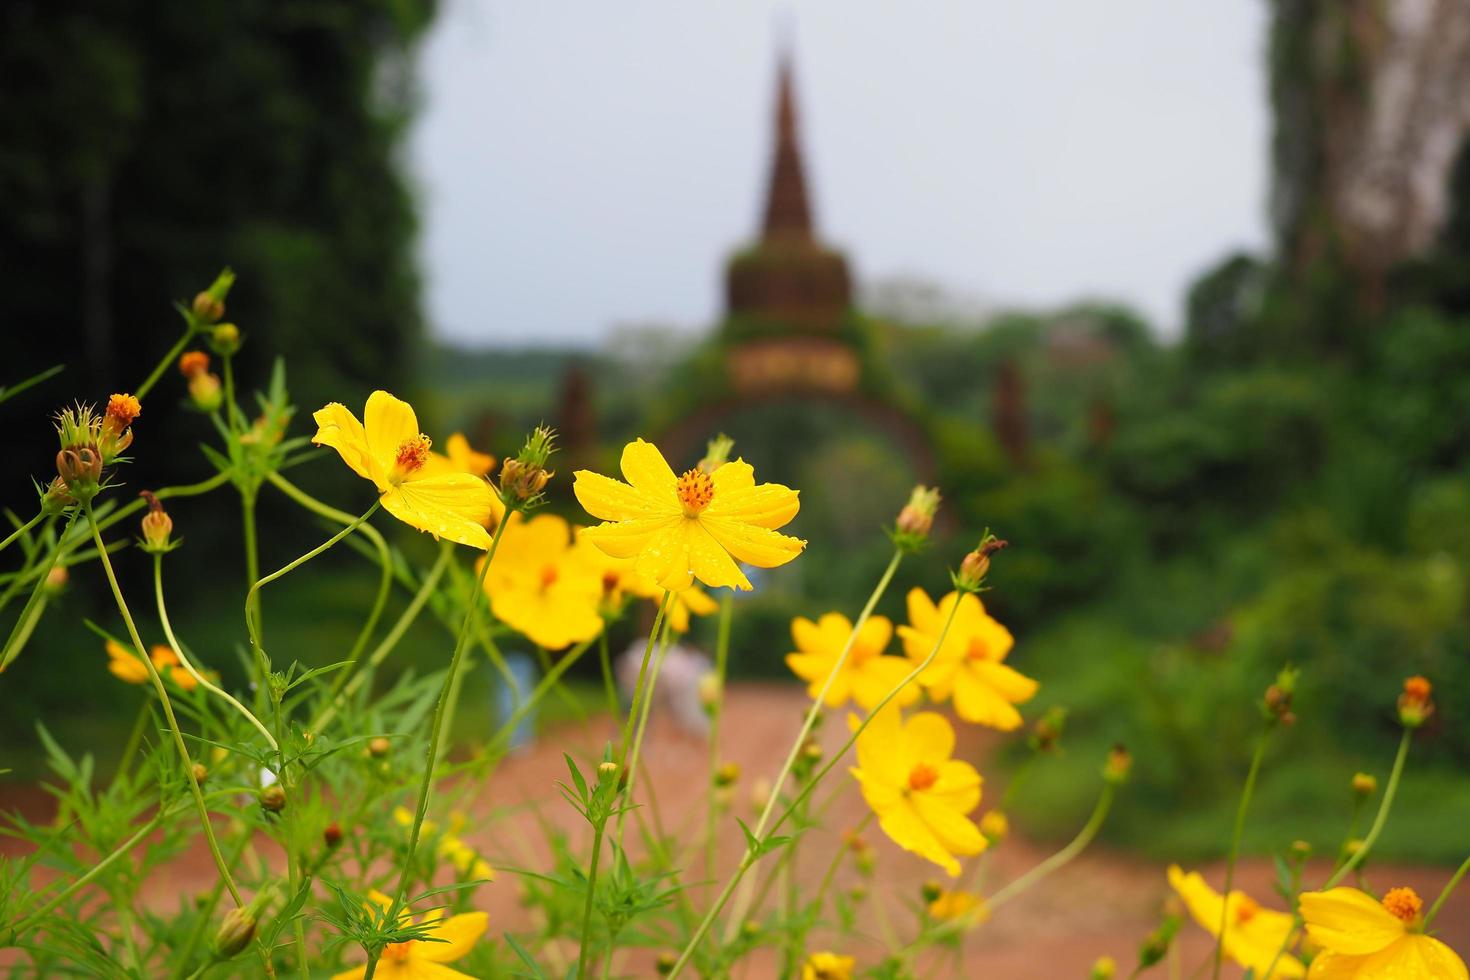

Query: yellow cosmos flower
[
  {"left": 850, "top": 708, "right": 986, "bottom": 877},
  {"left": 1300, "top": 886, "right": 1467, "bottom": 979},
  {"left": 331, "top": 890, "right": 488, "bottom": 980},
  {"left": 573, "top": 438, "right": 804, "bottom": 591},
  {"left": 898, "top": 589, "right": 1037, "bottom": 731},
  {"left": 482, "top": 514, "right": 605, "bottom": 650},
  {"left": 391, "top": 807, "right": 495, "bottom": 882},
  {"left": 106, "top": 640, "right": 197, "bottom": 691},
  {"left": 801, "top": 951, "right": 855, "bottom": 980},
  {"left": 426, "top": 432, "right": 496, "bottom": 479},
  {"left": 927, "top": 888, "right": 988, "bottom": 923},
  {"left": 312, "top": 391, "right": 501, "bottom": 549},
  {"left": 785, "top": 613, "right": 919, "bottom": 711},
  {"left": 575, "top": 532, "right": 719, "bottom": 632},
  {"left": 1168, "top": 866, "right": 1305, "bottom": 978}
]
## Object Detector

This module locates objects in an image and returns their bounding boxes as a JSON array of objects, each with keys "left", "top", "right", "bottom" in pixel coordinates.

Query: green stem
[
  {"left": 986, "top": 782, "right": 1115, "bottom": 911},
  {"left": 241, "top": 491, "right": 261, "bottom": 639},
  {"left": 485, "top": 636, "right": 597, "bottom": 756},
  {"left": 1213, "top": 726, "right": 1272, "bottom": 980},
  {"left": 135, "top": 328, "right": 196, "bottom": 401},
  {"left": 704, "top": 592, "right": 734, "bottom": 896},
  {"left": 0, "top": 511, "right": 77, "bottom": 672},
  {"left": 266, "top": 472, "right": 393, "bottom": 673},
  {"left": 1323, "top": 730, "right": 1412, "bottom": 888},
  {"left": 0, "top": 511, "right": 43, "bottom": 555},
  {"left": 597, "top": 629, "right": 619, "bottom": 721},
  {"left": 244, "top": 501, "right": 380, "bottom": 694},
  {"left": 84, "top": 503, "right": 243, "bottom": 907},
  {"left": 314, "top": 542, "right": 454, "bottom": 731},
  {"left": 576, "top": 823, "right": 608, "bottom": 980},
  {"left": 389, "top": 516, "right": 509, "bottom": 916},
  {"left": 1425, "top": 852, "right": 1470, "bottom": 927},
  {"left": 615, "top": 616, "right": 675, "bottom": 848},
  {"left": 155, "top": 554, "right": 278, "bottom": 751},
  {"left": 113, "top": 699, "right": 151, "bottom": 785}
]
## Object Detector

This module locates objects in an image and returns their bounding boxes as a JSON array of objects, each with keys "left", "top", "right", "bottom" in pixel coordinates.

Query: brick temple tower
[{"left": 721, "top": 53, "right": 860, "bottom": 394}]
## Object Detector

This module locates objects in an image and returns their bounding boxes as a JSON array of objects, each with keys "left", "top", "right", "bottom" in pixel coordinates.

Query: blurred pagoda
[{"left": 720, "top": 53, "right": 861, "bottom": 395}]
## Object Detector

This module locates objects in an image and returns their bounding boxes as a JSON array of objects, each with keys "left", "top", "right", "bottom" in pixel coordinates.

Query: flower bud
[
  {"left": 259, "top": 785, "right": 286, "bottom": 812},
  {"left": 499, "top": 426, "right": 557, "bottom": 506},
  {"left": 894, "top": 486, "right": 941, "bottom": 549},
  {"left": 1352, "top": 772, "right": 1377, "bottom": 797},
  {"left": 368, "top": 736, "right": 391, "bottom": 758},
  {"left": 192, "top": 291, "right": 225, "bottom": 323},
  {"left": 213, "top": 907, "right": 256, "bottom": 959},
  {"left": 179, "top": 351, "right": 211, "bottom": 378},
  {"left": 323, "top": 822, "right": 343, "bottom": 848},
  {"left": 41, "top": 476, "right": 77, "bottom": 515},
  {"left": 750, "top": 777, "right": 772, "bottom": 812},
  {"left": 1398, "top": 675, "right": 1434, "bottom": 729},
  {"left": 697, "top": 434, "right": 734, "bottom": 475},
  {"left": 1289, "top": 839, "right": 1312, "bottom": 861},
  {"left": 139, "top": 491, "right": 175, "bottom": 553},
  {"left": 100, "top": 394, "right": 140, "bottom": 460},
  {"left": 192, "top": 763, "right": 209, "bottom": 785},
  {"left": 1137, "top": 915, "right": 1179, "bottom": 969},
  {"left": 921, "top": 880, "right": 944, "bottom": 904},
  {"left": 55, "top": 447, "right": 102, "bottom": 501},
  {"left": 188, "top": 371, "right": 224, "bottom": 412},
  {"left": 1103, "top": 743, "right": 1132, "bottom": 785},
  {"left": 955, "top": 533, "right": 1008, "bottom": 592},
  {"left": 656, "top": 952, "right": 677, "bottom": 975},
  {"left": 1090, "top": 956, "right": 1117, "bottom": 980},
  {"left": 1343, "top": 838, "right": 1366, "bottom": 861},
  {"left": 714, "top": 761, "right": 740, "bottom": 788},
  {"left": 42, "top": 565, "right": 69, "bottom": 596},
  {"left": 598, "top": 761, "right": 620, "bottom": 782},
  {"left": 698, "top": 673, "right": 723, "bottom": 714},
  {"left": 979, "top": 810, "right": 1009, "bottom": 842},
  {"left": 211, "top": 323, "right": 241, "bottom": 355},
  {"left": 1030, "top": 706, "right": 1068, "bottom": 754}
]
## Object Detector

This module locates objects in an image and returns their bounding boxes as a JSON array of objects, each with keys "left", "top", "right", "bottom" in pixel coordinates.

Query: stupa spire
[{"left": 760, "top": 52, "right": 814, "bottom": 242}]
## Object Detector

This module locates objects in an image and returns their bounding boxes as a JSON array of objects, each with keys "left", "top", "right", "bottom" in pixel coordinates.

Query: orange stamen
[
  {"left": 966, "top": 637, "right": 989, "bottom": 661},
  {"left": 676, "top": 468, "right": 715, "bottom": 516},
  {"left": 104, "top": 393, "right": 141, "bottom": 431},
  {"left": 394, "top": 435, "right": 432, "bottom": 474},
  {"left": 908, "top": 763, "right": 939, "bottom": 792},
  {"left": 1233, "top": 894, "right": 1260, "bottom": 924},
  {"left": 1382, "top": 887, "right": 1422, "bottom": 923},
  {"left": 540, "top": 565, "right": 559, "bottom": 589},
  {"left": 1403, "top": 676, "right": 1432, "bottom": 703}
]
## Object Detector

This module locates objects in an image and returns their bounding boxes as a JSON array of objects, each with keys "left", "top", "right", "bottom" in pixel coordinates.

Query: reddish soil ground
[{"left": 5, "top": 682, "right": 1467, "bottom": 978}]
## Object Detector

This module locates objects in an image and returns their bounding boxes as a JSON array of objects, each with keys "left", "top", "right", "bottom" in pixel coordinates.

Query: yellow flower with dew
[
  {"left": 106, "top": 640, "right": 198, "bottom": 691},
  {"left": 801, "top": 951, "right": 855, "bottom": 980},
  {"left": 898, "top": 589, "right": 1037, "bottom": 731},
  {"left": 1300, "top": 885, "right": 1467, "bottom": 979},
  {"left": 850, "top": 707, "right": 986, "bottom": 877},
  {"left": 784, "top": 613, "right": 919, "bottom": 711},
  {"left": 1168, "top": 865, "right": 1304, "bottom": 977},
  {"left": 392, "top": 808, "right": 495, "bottom": 882},
  {"left": 575, "top": 532, "right": 718, "bottom": 632},
  {"left": 312, "top": 391, "right": 501, "bottom": 549},
  {"left": 331, "top": 890, "right": 488, "bottom": 980},
  {"left": 927, "top": 888, "right": 988, "bottom": 923},
  {"left": 573, "top": 438, "right": 804, "bottom": 591},
  {"left": 426, "top": 432, "right": 496, "bottom": 479},
  {"left": 480, "top": 514, "right": 605, "bottom": 651}
]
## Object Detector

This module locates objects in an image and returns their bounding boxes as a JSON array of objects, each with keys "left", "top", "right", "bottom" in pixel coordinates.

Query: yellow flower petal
[
  {"left": 363, "top": 391, "right": 421, "bottom": 470},
  {"left": 1300, "top": 888, "right": 1405, "bottom": 956},
  {"left": 582, "top": 515, "right": 681, "bottom": 560},
  {"left": 927, "top": 759, "right": 983, "bottom": 815},
  {"left": 573, "top": 469, "right": 675, "bottom": 522},
  {"left": 704, "top": 465, "right": 800, "bottom": 529},
  {"left": 381, "top": 475, "right": 496, "bottom": 550},
  {"left": 698, "top": 516, "right": 805, "bottom": 570},
  {"left": 620, "top": 438, "right": 677, "bottom": 497},
  {"left": 968, "top": 659, "right": 1039, "bottom": 703},
  {"left": 902, "top": 712, "right": 956, "bottom": 764},
  {"left": 911, "top": 791, "right": 987, "bottom": 859},
  {"left": 312, "top": 402, "right": 378, "bottom": 486},
  {"left": 413, "top": 911, "right": 489, "bottom": 963},
  {"left": 847, "top": 655, "right": 922, "bottom": 711},
  {"left": 877, "top": 799, "right": 964, "bottom": 877},
  {"left": 106, "top": 640, "right": 150, "bottom": 684},
  {"left": 445, "top": 433, "right": 494, "bottom": 477},
  {"left": 330, "top": 966, "right": 369, "bottom": 980},
  {"left": 951, "top": 668, "right": 1025, "bottom": 730}
]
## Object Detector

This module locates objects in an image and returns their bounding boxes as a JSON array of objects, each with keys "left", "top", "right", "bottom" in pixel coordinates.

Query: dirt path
[{"left": 5, "top": 682, "right": 1467, "bottom": 978}]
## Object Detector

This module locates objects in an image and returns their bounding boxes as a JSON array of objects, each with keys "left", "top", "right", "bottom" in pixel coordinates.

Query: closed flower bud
[
  {"left": 656, "top": 952, "right": 677, "bottom": 975},
  {"left": 697, "top": 434, "right": 734, "bottom": 475},
  {"left": 1398, "top": 675, "right": 1434, "bottom": 729},
  {"left": 979, "top": 810, "right": 1009, "bottom": 842},
  {"left": 1343, "top": 838, "right": 1366, "bottom": 860},
  {"left": 1351, "top": 772, "right": 1377, "bottom": 797},
  {"left": 323, "top": 822, "right": 343, "bottom": 848},
  {"left": 698, "top": 673, "right": 723, "bottom": 714},
  {"left": 921, "top": 880, "right": 944, "bottom": 904},
  {"left": 42, "top": 476, "right": 77, "bottom": 515},
  {"left": 211, "top": 323, "right": 241, "bottom": 355},
  {"left": 894, "top": 485, "right": 941, "bottom": 549},
  {"left": 1103, "top": 743, "right": 1132, "bottom": 784},
  {"left": 259, "top": 785, "right": 286, "bottom": 812},
  {"left": 1030, "top": 706, "right": 1068, "bottom": 754},
  {"left": 598, "top": 761, "right": 619, "bottom": 782},
  {"left": 714, "top": 761, "right": 740, "bottom": 788},
  {"left": 179, "top": 351, "right": 211, "bottom": 378},
  {"left": 1090, "top": 955, "right": 1117, "bottom": 980},
  {"left": 368, "top": 736, "right": 392, "bottom": 758},
  {"left": 955, "top": 534, "right": 1008, "bottom": 592},
  {"left": 188, "top": 371, "right": 224, "bottom": 412},
  {"left": 213, "top": 907, "right": 256, "bottom": 958},
  {"left": 55, "top": 447, "right": 102, "bottom": 501},
  {"left": 802, "top": 739, "right": 823, "bottom": 763},
  {"left": 192, "top": 291, "right": 225, "bottom": 323},
  {"left": 42, "top": 565, "right": 68, "bottom": 595},
  {"left": 1137, "top": 915, "right": 1179, "bottom": 969},
  {"left": 139, "top": 491, "right": 175, "bottom": 553},
  {"left": 1290, "top": 839, "right": 1312, "bottom": 861},
  {"left": 500, "top": 426, "right": 558, "bottom": 506},
  {"left": 192, "top": 763, "right": 209, "bottom": 785}
]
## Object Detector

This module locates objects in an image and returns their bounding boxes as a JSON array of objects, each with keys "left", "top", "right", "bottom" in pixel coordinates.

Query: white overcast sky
[{"left": 408, "top": 1, "right": 1270, "bottom": 347}]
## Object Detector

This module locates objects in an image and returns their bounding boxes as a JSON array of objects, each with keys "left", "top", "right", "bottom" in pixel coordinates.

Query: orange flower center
[
  {"left": 907, "top": 762, "right": 939, "bottom": 792},
  {"left": 1403, "top": 676, "right": 1432, "bottom": 704},
  {"left": 381, "top": 940, "right": 414, "bottom": 961},
  {"left": 540, "top": 564, "right": 559, "bottom": 589},
  {"left": 601, "top": 570, "right": 621, "bottom": 595},
  {"left": 394, "top": 435, "right": 432, "bottom": 475},
  {"left": 965, "top": 636, "right": 989, "bottom": 661},
  {"left": 676, "top": 468, "right": 715, "bottom": 516},
  {"left": 1382, "top": 887, "right": 1423, "bottom": 923},
  {"left": 105, "top": 393, "right": 141, "bottom": 431},
  {"left": 1234, "top": 895, "right": 1260, "bottom": 924}
]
